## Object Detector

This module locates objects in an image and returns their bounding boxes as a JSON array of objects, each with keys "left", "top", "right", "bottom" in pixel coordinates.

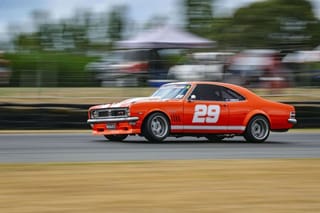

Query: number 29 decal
[{"left": 192, "top": 104, "right": 220, "bottom": 123}]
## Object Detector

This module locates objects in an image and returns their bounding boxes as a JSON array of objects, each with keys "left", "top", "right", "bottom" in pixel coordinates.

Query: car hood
[{"left": 90, "top": 97, "right": 163, "bottom": 109}]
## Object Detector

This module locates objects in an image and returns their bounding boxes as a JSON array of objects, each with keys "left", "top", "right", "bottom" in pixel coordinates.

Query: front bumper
[
  {"left": 87, "top": 117, "right": 139, "bottom": 124},
  {"left": 288, "top": 118, "right": 297, "bottom": 125},
  {"left": 87, "top": 117, "right": 140, "bottom": 135}
]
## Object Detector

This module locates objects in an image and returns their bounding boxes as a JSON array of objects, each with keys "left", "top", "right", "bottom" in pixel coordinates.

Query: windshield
[{"left": 151, "top": 84, "right": 191, "bottom": 100}]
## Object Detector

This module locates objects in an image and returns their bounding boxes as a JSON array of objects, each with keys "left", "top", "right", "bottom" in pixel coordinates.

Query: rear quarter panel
[
  {"left": 241, "top": 94, "right": 294, "bottom": 130},
  {"left": 226, "top": 84, "right": 293, "bottom": 131},
  {"left": 261, "top": 100, "right": 294, "bottom": 130}
]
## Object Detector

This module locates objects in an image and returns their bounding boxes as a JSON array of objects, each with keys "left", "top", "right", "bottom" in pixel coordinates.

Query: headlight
[{"left": 91, "top": 110, "right": 99, "bottom": 119}]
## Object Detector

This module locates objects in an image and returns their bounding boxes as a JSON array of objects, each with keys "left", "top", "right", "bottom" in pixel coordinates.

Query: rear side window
[{"left": 221, "top": 88, "right": 245, "bottom": 102}]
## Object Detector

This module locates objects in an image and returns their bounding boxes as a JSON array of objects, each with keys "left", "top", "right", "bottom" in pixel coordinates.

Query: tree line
[{"left": 9, "top": 0, "right": 320, "bottom": 53}]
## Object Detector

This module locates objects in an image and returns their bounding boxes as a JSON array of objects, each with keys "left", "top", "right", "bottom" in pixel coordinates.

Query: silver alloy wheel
[
  {"left": 143, "top": 112, "right": 170, "bottom": 142},
  {"left": 251, "top": 118, "right": 269, "bottom": 140},
  {"left": 150, "top": 115, "right": 168, "bottom": 138},
  {"left": 244, "top": 115, "right": 270, "bottom": 142}
]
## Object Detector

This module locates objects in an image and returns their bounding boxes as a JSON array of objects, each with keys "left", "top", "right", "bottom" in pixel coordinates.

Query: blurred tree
[
  {"left": 183, "top": 0, "right": 214, "bottom": 37},
  {"left": 12, "top": 5, "right": 128, "bottom": 52},
  {"left": 7, "top": 23, "right": 23, "bottom": 51},
  {"left": 107, "top": 5, "right": 128, "bottom": 43},
  {"left": 71, "top": 9, "right": 91, "bottom": 51},
  {"left": 14, "top": 33, "right": 41, "bottom": 51},
  {"left": 216, "top": 0, "right": 320, "bottom": 50},
  {"left": 31, "top": 10, "right": 53, "bottom": 50},
  {"left": 209, "top": 17, "right": 232, "bottom": 49}
]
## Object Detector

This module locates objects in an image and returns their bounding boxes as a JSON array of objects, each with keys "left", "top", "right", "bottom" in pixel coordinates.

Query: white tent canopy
[{"left": 116, "top": 26, "right": 215, "bottom": 49}]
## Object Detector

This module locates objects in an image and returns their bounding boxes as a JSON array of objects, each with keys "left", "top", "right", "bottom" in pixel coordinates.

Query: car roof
[
  {"left": 166, "top": 81, "right": 241, "bottom": 88},
  {"left": 165, "top": 81, "right": 257, "bottom": 98}
]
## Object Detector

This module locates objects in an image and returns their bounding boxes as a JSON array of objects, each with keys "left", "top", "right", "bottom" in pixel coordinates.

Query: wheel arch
[
  {"left": 243, "top": 110, "right": 271, "bottom": 129},
  {"left": 141, "top": 110, "right": 171, "bottom": 134}
]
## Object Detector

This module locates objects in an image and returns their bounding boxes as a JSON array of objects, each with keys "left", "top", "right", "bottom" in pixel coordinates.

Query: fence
[{"left": 0, "top": 102, "right": 319, "bottom": 130}]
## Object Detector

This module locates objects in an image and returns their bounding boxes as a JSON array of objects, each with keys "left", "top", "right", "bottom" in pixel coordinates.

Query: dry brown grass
[
  {"left": 0, "top": 87, "right": 156, "bottom": 104},
  {"left": 0, "top": 159, "right": 320, "bottom": 213},
  {"left": 0, "top": 87, "right": 319, "bottom": 104}
]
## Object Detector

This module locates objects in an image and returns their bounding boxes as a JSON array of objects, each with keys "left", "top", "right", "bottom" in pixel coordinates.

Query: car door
[
  {"left": 220, "top": 86, "right": 249, "bottom": 132},
  {"left": 181, "top": 84, "right": 229, "bottom": 133}
]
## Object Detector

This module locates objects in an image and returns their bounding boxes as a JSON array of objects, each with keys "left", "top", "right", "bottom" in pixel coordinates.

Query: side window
[
  {"left": 221, "top": 87, "right": 245, "bottom": 102},
  {"left": 190, "top": 84, "right": 223, "bottom": 101}
]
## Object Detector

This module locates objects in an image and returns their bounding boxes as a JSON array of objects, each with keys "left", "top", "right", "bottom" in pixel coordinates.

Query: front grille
[
  {"left": 98, "top": 111, "right": 109, "bottom": 117},
  {"left": 91, "top": 108, "right": 128, "bottom": 119}
]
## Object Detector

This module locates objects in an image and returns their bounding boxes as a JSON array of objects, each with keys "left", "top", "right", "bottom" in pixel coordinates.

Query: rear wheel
[
  {"left": 143, "top": 112, "right": 170, "bottom": 142},
  {"left": 244, "top": 115, "right": 270, "bottom": 142},
  {"left": 104, "top": 135, "right": 128, "bottom": 142}
]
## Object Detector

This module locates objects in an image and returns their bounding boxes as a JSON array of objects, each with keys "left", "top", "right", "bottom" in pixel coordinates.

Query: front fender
[{"left": 142, "top": 108, "right": 172, "bottom": 124}]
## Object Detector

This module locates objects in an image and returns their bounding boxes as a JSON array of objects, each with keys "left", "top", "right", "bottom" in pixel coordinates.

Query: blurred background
[
  {"left": 1, "top": 0, "right": 320, "bottom": 88},
  {"left": 0, "top": 0, "right": 320, "bottom": 129}
]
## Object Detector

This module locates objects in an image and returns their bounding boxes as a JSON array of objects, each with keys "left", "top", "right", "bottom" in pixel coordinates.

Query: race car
[{"left": 87, "top": 82, "right": 297, "bottom": 142}]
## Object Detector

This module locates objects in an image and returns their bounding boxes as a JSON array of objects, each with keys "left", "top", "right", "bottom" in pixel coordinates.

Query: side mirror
[{"left": 188, "top": 94, "right": 196, "bottom": 102}]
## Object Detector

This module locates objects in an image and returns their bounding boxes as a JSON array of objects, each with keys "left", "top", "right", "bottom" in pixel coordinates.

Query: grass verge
[
  {"left": 0, "top": 159, "right": 319, "bottom": 213},
  {"left": 0, "top": 87, "right": 319, "bottom": 104}
]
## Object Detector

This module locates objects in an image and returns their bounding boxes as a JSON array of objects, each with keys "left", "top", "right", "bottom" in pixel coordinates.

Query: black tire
[
  {"left": 244, "top": 115, "right": 270, "bottom": 142},
  {"left": 143, "top": 112, "right": 170, "bottom": 142},
  {"left": 104, "top": 135, "right": 128, "bottom": 142},
  {"left": 206, "top": 135, "right": 225, "bottom": 142}
]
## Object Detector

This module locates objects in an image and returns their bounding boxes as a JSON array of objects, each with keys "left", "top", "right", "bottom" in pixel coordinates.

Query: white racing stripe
[{"left": 171, "top": 125, "right": 246, "bottom": 131}]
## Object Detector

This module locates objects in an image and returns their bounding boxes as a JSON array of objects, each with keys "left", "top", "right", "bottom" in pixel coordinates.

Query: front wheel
[
  {"left": 143, "top": 112, "right": 170, "bottom": 142},
  {"left": 104, "top": 135, "right": 128, "bottom": 142},
  {"left": 244, "top": 115, "right": 270, "bottom": 142}
]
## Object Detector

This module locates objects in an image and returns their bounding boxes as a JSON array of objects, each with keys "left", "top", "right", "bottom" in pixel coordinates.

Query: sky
[{"left": 0, "top": 0, "right": 320, "bottom": 41}]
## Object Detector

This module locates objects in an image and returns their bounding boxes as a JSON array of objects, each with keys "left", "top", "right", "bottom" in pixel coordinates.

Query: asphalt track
[{"left": 0, "top": 132, "right": 319, "bottom": 163}]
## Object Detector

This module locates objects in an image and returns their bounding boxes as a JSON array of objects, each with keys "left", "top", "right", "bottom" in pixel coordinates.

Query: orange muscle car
[{"left": 87, "top": 82, "right": 297, "bottom": 142}]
